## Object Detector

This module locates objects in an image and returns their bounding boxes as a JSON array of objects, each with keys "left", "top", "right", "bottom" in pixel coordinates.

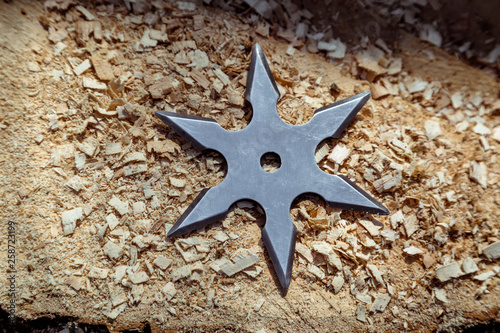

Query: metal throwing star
[{"left": 155, "top": 43, "right": 389, "bottom": 289}]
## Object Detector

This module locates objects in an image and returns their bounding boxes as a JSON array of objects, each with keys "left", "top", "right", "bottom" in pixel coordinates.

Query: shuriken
[{"left": 155, "top": 43, "right": 389, "bottom": 289}]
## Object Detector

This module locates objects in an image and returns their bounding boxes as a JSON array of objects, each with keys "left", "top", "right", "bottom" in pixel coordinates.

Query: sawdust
[{"left": 0, "top": 0, "right": 499, "bottom": 332}]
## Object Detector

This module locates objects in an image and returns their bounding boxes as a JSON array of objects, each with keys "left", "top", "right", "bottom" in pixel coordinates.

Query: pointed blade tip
[
  {"left": 354, "top": 91, "right": 371, "bottom": 106},
  {"left": 253, "top": 43, "right": 262, "bottom": 52},
  {"left": 364, "top": 202, "right": 389, "bottom": 216},
  {"left": 378, "top": 205, "right": 390, "bottom": 216},
  {"left": 166, "top": 222, "right": 189, "bottom": 238},
  {"left": 361, "top": 90, "right": 371, "bottom": 98},
  {"left": 154, "top": 110, "right": 174, "bottom": 122},
  {"left": 279, "top": 274, "right": 292, "bottom": 290},
  {"left": 370, "top": 198, "right": 389, "bottom": 216},
  {"left": 246, "top": 43, "right": 280, "bottom": 102},
  {"left": 166, "top": 228, "right": 179, "bottom": 238},
  {"left": 361, "top": 200, "right": 390, "bottom": 216}
]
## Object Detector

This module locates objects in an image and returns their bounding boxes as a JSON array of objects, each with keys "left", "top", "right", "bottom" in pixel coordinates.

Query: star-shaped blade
[{"left": 155, "top": 43, "right": 389, "bottom": 289}]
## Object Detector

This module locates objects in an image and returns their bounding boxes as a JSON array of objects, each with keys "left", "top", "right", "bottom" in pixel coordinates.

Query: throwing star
[{"left": 155, "top": 43, "right": 389, "bottom": 289}]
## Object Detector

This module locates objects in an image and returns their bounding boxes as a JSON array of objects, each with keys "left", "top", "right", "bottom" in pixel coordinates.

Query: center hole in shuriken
[{"left": 260, "top": 152, "right": 281, "bottom": 172}]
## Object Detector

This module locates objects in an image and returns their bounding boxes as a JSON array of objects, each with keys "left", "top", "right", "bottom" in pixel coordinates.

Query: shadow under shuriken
[{"left": 184, "top": 198, "right": 292, "bottom": 296}]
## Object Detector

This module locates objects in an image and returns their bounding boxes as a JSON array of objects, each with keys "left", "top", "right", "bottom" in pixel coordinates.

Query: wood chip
[
  {"left": 112, "top": 266, "right": 127, "bottom": 284},
  {"left": 75, "top": 153, "right": 86, "bottom": 170},
  {"left": 106, "top": 213, "right": 120, "bottom": 230},
  {"left": 424, "top": 120, "right": 441, "bottom": 140},
  {"left": 83, "top": 77, "right": 107, "bottom": 90},
  {"left": 76, "top": 138, "right": 98, "bottom": 157},
  {"left": 315, "top": 142, "right": 330, "bottom": 163},
  {"left": 173, "top": 50, "right": 190, "bottom": 64},
  {"left": 370, "top": 294, "right": 391, "bottom": 313},
  {"left": 149, "top": 29, "right": 169, "bottom": 42},
  {"left": 318, "top": 40, "right": 338, "bottom": 52},
  {"left": 175, "top": 240, "right": 206, "bottom": 263},
  {"left": 65, "top": 176, "right": 86, "bottom": 192},
  {"left": 359, "top": 219, "right": 382, "bottom": 237},
  {"left": 103, "top": 241, "right": 124, "bottom": 261},
  {"left": 469, "top": 161, "right": 487, "bottom": 188},
  {"left": 129, "top": 271, "right": 149, "bottom": 284},
  {"left": 256, "top": 21, "right": 270, "bottom": 37},
  {"left": 390, "top": 210, "right": 404, "bottom": 228},
  {"left": 332, "top": 275, "right": 344, "bottom": 293},
  {"left": 435, "top": 262, "right": 463, "bottom": 282},
  {"left": 123, "top": 164, "right": 148, "bottom": 176},
  {"left": 434, "top": 288, "right": 448, "bottom": 303},
  {"left": 356, "top": 46, "right": 385, "bottom": 77},
  {"left": 213, "top": 231, "right": 229, "bottom": 242},
  {"left": 356, "top": 293, "right": 372, "bottom": 304},
  {"left": 403, "top": 246, "right": 424, "bottom": 255},
  {"left": 106, "top": 142, "right": 122, "bottom": 155},
  {"left": 373, "top": 173, "right": 397, "bottom": 193},
  {"left": 193, "top": 15, "right": 204, "bottom": 30},
  {"left": 109, "top": 196, "right": 129, "bottom": 215},
  {"left": 172, "top": 40, "right": 196, "bottom": 53},
  {"left": 162, "top": 282, "right": 177, "bottom": 301},
  {"left": 170, "top": 177, "right": 186, "bottom": 188},
  {"left": 483, "top": 241, "right": 500, "bottom": 260},
  {"left": 367, "top": 264, "right": 385, "bottom": 286},
  {"left": 147, "top": 140, "right": 181, "bottom": 154},
  {"left": 381, "top": 229, "right": 397, "bottom": 242},
  {"left": 153, "top": 255, "right": 172, "bottom": 271},
  {"left": 295, "top": 243, "right": 313, "bottom": 263},
  {"left": 172, "top": 265, "right": 191, "bottom": 282},
  {"left": 111, "top": 292, "right": 127, "bottom": 307},
  {"left": 91, "top": 53, "right": 114, "bottom": 81},
  {"left": 66, "top": 276, "right": 85, "bottom": 291},
  {"left": 149, "top": 77, "right": 173, "bottom": 99},
  {"left": 473, "top": 123, "right": 491, "bottom": 135},
  {"left": 227, "top": 87, "right": 244, "bottom": 106},
  {"left": 474, "top": 271, "right": 496, "bottom": 281},
  {"left": 188, "top": 49, "right": 209, "bottom": 69},
  {"left": 105, "top": 304, "right": 126, "bottom": 320},
  {"left": 61, "top": 207, "right": 83, "bottom": 235},
  {"left": 73, "top": 59, "right": 91, "bottom": 76},
  {"left": 214, "top": 68, "right": 230, "bottom": 86},
  {"left": 139, "top": 29, "right": 158, "bottom": 48},
  {"left": 404, "top": 214, "right": 419, "bottom": 238},
  {"left": 326, "top": 39, "right": 346, "bottom": 59},
  {"left": 209, "top": 257, "right": 232, "bottom": 274},
  {"left": 311, "top": 241, "right": 342, "bottom": 270},
  {"left": 462, "top": 257, "right": 479, "bottom": 274},
  {"left": 387, "top": 58, "right": 402, "bottom": 75},
  {"left": 217, "top": 250, "right": 259, "bottom": 277},
  {"left": 356, "top": 304, "right": 366, "bottom": 322},
  {"left": 307, "top": 264, "right": 325, "bottom": 280},
  {"left": 76, "top": 5, "right": 95, "bottom": 21},
  {"left": 419, "top": 24, "right": 442, "bottom": 47},
  {"left": 492, "top": 127, "right": 500, "bottom": 142},
  {"left": 133, "top": 202, "right": 146, "bottom": 215},
  {"left": 403, "top": 77, "right": 428, "bottom": 93},
  {"left": 190, "top": 69, "right": 210, "bottom": 89},
  {"left": 88, "top": 266, "right": 108, "bottom": 279},
  {"left": 371, "top": 83, "right": 390, "bottom": 100},
  {"left": 48, "top": 27, "right": 68, "bottom": 44},
  {"left": 243, "top": 266, "right": 263, "bottom": 278},
  {"left": 451, "top": 92, "right": 464, "bottom": 109},
  {"left": 327, "top": 145, "right": 350, "bottom": 165},
  {"left": 423, "top": 253, "right": 436, "bottom": 269}
]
